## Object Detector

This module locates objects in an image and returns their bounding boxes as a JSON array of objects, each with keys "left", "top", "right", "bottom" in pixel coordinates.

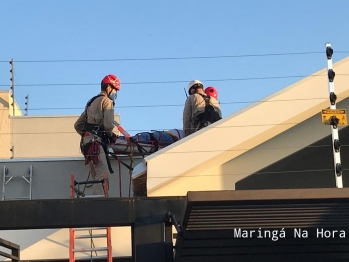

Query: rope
[
  {"left": 89, "top": 229, "right": 97, "bottom": 258},
  {"left": 115, "top": 155, "right": 122, "bottom": 197},
  {"left": 128, "top": 145, "right": 135, "bottom": 197}
]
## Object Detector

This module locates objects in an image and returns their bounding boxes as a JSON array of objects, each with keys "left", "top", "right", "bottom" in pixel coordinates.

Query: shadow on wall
[
  {"left": 0, "top": 97, "right": 9, "bottom": 108},
  {"left": 235, "top": 125, "right": 349, "bottom": 190}
]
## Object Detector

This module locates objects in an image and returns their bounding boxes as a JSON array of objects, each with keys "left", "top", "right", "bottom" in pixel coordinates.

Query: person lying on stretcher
[{"left": 110, "top": 129, "right": 185, "bottom": 148}]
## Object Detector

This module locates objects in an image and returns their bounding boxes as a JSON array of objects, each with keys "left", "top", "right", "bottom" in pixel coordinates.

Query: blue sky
[{"left": 1, "top": 0, "right": 349, "bottom": 135}]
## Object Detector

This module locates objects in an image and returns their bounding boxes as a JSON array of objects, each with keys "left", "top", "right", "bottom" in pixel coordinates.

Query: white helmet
[{"left": 188, "top": 80, "right": 203, "bottom": 93}]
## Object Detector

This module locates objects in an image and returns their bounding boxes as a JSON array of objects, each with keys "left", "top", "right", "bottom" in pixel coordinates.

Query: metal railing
[{"left": 0, "top": 238, "right": 19, "bottom": 262}]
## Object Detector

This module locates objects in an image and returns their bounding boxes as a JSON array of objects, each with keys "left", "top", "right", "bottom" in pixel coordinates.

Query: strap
[
  {"left": 83, "top": 94, "right": 105, "bottom": 127},
  {"left": 86, "top": 94, "right": 104, "bottom": 108},
  {"left": 118, "top": 159, "right": 134, "bottom": 171},
  {"left": 149, "top": 133, "right": 159, "bottom": 151},
  {"left": 174, "top": 129, "right": 181, "bottom": 139},
  {"left": 84, "top": 123, "right": 105, "bottom": 137},
  {"left": 84, "top": 141, "right": 100, "bottom": 165},
  {"left": 129, "top": 137, "right": 146, "bottom": 158},
  {"left": 166, "top": 132, "right": 179, "bottom": 142},
  {"left": 101, "top": 143, "right": 114, "bottom": 174},
  {"left": 198, "top": 93, "right": 210, "bottom": 106}
]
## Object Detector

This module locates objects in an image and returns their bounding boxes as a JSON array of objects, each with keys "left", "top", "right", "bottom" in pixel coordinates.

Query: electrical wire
[
  {"left": 5, "top": 117, "right": 349, "bottom": 133},
  {"left": 0, "top": 165, "right": 343, "bottom": 180},
  {"left": 0, "top": 96, "right": 342, "bottom": 111},
  {"left": 147, "top": 168, "right": 342, "bottom": 179},
  {"left": 1, "top": 74, "right": 348, "bottom": 87},
  {"left": 0, "top": 122, "right": 317, "bottom": 135},
  {"left": 0, "top": 144, "right": 346, "bottom": 156},
  {"left": 0, "top": 74, "right": 341, "bottom": 87},
  {"left": 2, "top": 51, "right": 347, "bottom": 63}
]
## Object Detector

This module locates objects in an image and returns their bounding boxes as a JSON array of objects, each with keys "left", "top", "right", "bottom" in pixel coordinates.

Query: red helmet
[
  {"left": 205, "top": 86, "right": 218, "bottom": 100},
  {"left": 101, "top": 74, "right": 121, "bottom": 90}
]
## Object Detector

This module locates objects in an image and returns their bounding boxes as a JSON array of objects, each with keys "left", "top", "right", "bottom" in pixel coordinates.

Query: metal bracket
[
  {"left": 326, "top": 46, "right": 333, "bottom": 59},
  {"left": 328, "top": 69, "right": 335, "bottom": 82},
  {"left": 329, "top": 92, "right": 337, "bottom": 105},
  {"left": 167, "top": 211, "right": 182, "bottom": 237},
  {"left": 333, "top": 139, "right": 341, "bottom": 152},
  {"left": 335, "top": 163, "right": 343, "bottom": 176}
]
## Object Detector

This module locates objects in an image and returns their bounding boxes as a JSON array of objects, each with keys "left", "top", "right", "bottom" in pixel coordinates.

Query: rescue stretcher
[{"left": 107, "top": 129, "right": 185, "bottom": 156}]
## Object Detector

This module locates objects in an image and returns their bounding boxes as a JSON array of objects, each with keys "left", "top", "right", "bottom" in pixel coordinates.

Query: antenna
[{"left": 184, "top": 88, "right": 188, "bottom": 98}]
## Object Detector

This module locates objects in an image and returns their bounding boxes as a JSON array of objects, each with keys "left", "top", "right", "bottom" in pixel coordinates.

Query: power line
[
  {"left": 1, "top": 51, "right": 345, "bottom": 63},
  {"left": 1, "top": 120, "right": 347, "bottom": 134},
  {"left": 147, "top": 168, "right": 339, "bottom": 179},
  {"left": 0, "top": 142, "right": 345, "bottom": 156},
  {"left": 0, "top": 75, "right": 327, "bottom": 87},
  {"left": 0, "top": 163, "right": 338, "bottom": 178},
  {"left": 0, "top": 96, "right": 342, "bottom": 111},
  {"left": 126, "top": 144, "right": 338, "bottom": 155},
  {"left": 2, "top": 74, "right": 349, "bottom": 88},
  {"left": 0, "top": 122, "right": 312, "bottom": 135}
]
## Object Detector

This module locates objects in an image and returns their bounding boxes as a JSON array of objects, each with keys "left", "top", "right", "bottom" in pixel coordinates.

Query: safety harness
[
  {"left": 194, "top": 94, "right": 222, "bottom": 131},
  {"left": 81, "top": 94, "right": 114, "bottom": 173}
]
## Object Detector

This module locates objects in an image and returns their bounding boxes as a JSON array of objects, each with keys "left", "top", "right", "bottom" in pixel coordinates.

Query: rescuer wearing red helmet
[
  {"left": 204, "top": 86, "right": 219, "bottom": 100},
  {"left": 74, "top": 74, "right": 120, "bottom": 195},
  {"left": 183, "top": 80, "right": 222, "bottom": 136}
]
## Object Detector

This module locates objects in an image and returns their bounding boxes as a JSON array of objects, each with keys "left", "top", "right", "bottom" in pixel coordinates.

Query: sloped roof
[{"left": 144, "top": 56, "right": 349, "bottom": 193}]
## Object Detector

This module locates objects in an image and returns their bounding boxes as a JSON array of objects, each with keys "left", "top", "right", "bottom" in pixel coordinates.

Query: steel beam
[
  {"left": 0, "top": 197, "right": 186, "bottom": 230},
  {"left": 0, "top": 198, "right": 134, "bottom": 230}
]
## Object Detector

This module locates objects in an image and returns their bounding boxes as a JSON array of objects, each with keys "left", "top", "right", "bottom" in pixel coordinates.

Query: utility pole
[{"left": 9, "top": 59, "right": 15, "bottom": 116}]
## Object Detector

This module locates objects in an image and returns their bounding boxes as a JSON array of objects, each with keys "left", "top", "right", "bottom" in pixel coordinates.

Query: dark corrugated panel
[
  {"left": 175, "top": 193, "right": 349, "bottom": 262},
  {"left": 132, "top": 173, "right": 147, "bottom": 197},
  {"left": 185, "top": 203, "right": 349, "bottom": 229}
]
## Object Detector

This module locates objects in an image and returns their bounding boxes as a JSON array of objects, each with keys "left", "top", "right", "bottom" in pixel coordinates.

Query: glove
[{"left": 108, "top": 133, "right": 118, "bottom": 143}]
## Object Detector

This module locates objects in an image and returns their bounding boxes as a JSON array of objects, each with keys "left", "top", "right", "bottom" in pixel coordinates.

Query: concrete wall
[
  {"left": 0, "top": 91, "right": 22, "bottom": 159},
  {"left": 0, "top": 92, "right": 12, "bottom": 159}
]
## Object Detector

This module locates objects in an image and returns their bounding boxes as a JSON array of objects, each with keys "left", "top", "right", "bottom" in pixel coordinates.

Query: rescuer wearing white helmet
[{"left": 183, "top": 80, "right": 222, "bottom": 136}]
